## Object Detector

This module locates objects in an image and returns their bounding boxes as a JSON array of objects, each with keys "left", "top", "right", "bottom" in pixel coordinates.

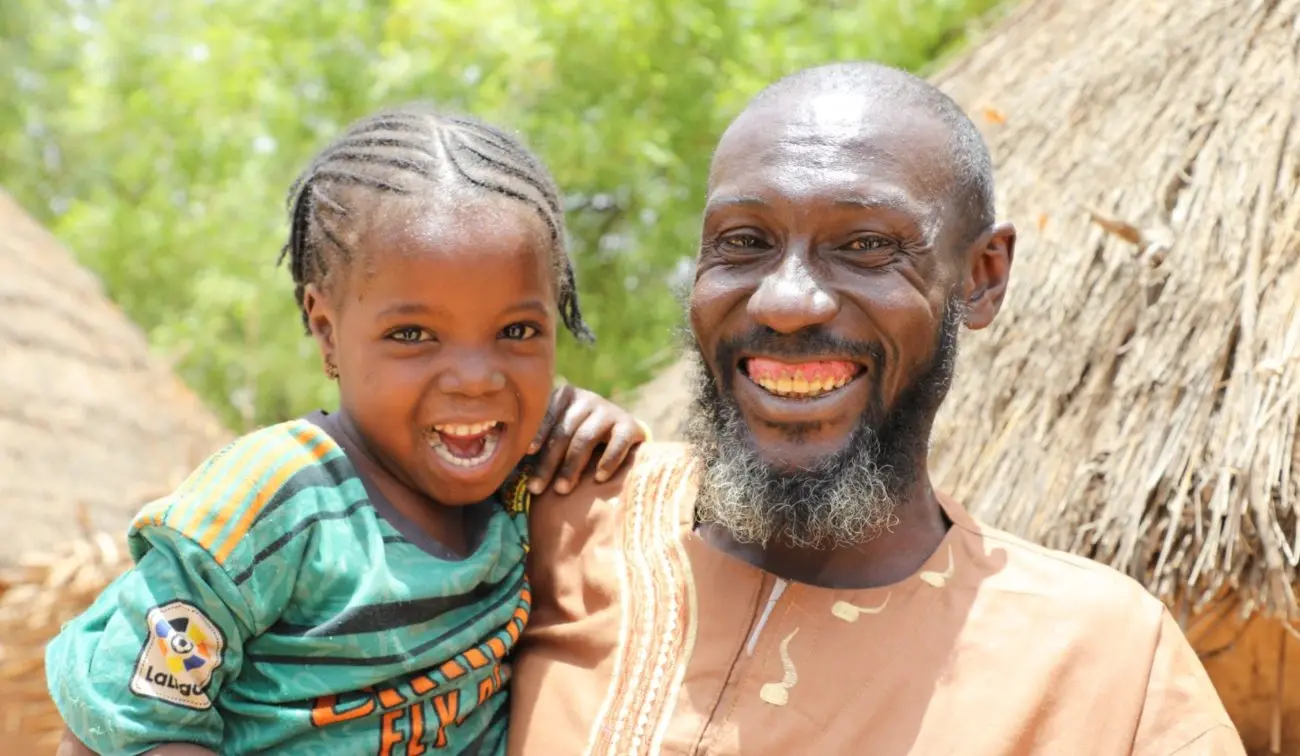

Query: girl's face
[{"left": 304, "top": 196, "right": 557, "bottom": 506}]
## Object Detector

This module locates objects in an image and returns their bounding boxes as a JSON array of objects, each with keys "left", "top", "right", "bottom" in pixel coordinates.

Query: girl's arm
[
  {"left": 58, "top": 730, "right": 218, "bottom": 756},
  {"left": 45, "top": 510, "right": 254, "bottom": 755},
  {"left": 526, "top": 384, "right": 650, "bottom": 496}
]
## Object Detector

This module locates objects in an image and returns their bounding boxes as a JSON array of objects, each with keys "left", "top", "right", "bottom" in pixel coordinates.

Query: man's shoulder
[
  {"left": 526, "top": 442, "right": 696, "bottom": 567},
  {"left": 955, "top": 514, "right": 1165, "bottom": 621},
  {"left": 949, "top": 518, "right": 1240, "bottom": 753},
  {"left": 532, "top": 442, "right": 695, "bottom": 525},
  {"left": 521, "top": 443, "right": 696, "bottom": 637}
]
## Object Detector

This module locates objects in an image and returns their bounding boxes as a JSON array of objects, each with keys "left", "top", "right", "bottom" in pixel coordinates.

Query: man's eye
[
  {"left": 501, "top": 323, "right": 539, "bottom": 340},
  {"left": 388, "top": 327, "right": 431, "bottom": 343},
  {"left": 845, "top": 236, "right": 891, "bottom": 251},
  {"left": 721, "top": 234, "right": 768, "bottom": 250}
]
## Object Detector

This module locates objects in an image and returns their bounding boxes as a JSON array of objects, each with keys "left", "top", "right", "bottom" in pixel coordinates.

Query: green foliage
[{"left": 3, "top": 0, "right": 1003, "bottom": 431}]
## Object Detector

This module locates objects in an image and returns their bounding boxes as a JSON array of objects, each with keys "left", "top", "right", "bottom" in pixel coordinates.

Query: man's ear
[
  {"left": 302, "top": 284, "right": 339, "bottom": 378},
  {"left": 962, "top": 221, "right": 1016, "bottom": 330}
]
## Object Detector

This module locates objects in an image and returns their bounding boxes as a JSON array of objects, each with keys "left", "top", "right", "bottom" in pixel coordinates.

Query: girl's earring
[{"left": 325, "top": 359, "right": 339, "bottom": 380}]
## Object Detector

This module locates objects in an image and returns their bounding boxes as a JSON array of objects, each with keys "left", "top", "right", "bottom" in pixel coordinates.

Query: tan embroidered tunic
[{"left": 509, "top": 443, "right": 1243, "bottom": 755}]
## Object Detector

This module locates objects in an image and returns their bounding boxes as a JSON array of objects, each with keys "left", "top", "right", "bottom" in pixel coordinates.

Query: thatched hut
[
  {"left": 0, "top": 189, "right": 231, "bottom": 560},
  {"left": 631, "top": 0, "right": 1300, "bottom": 752},
  {"left": 929, "top": 1, "right": 1300, "bottom": 752},
  {"left": 0, "top": 189, "right": 230, "bottom": 752}
]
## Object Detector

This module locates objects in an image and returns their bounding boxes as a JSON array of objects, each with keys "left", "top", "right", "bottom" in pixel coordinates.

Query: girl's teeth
[
  {"left": 430, "top": 430, "right": 499, "bottom": 467},
  {"left": 433, "top": 421, "right": 498, "bottom": 437}
]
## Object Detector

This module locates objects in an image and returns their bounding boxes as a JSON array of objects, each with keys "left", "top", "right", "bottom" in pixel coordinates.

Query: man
[{"left": 509, "top": 62, "right": 1243, "bottom": 755}]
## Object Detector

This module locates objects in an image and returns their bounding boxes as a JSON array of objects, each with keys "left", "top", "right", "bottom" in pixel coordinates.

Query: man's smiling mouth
[{"left": 740, "top": 357, "right": 865, "bottom": 399}]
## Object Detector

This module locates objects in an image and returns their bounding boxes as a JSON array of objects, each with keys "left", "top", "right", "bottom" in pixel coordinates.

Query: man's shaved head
[{"left": 716, "top": 61, "right": 995, "bottom": 242}]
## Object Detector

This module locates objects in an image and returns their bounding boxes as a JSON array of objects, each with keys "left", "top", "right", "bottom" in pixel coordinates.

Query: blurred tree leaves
[{"left": 2, "top": 0, "right": 1003, "bottom": 431}]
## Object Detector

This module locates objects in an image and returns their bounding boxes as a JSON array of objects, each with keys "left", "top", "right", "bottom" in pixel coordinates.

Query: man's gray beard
[
  {"left": 686, "top": 369, "right": 899, "bottom": 549},
  {"left": 685, "top": 299, "right": 963, "bottom": 551}
]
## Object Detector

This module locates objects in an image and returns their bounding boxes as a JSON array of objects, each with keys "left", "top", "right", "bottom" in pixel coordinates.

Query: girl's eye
[
  {"left": 501, "top": 323, "right": 539, "bottom": 341},
  {"left": 845, "top": 236, "right": 891, "bottom": 251},
  {"left": 388, "top": 327, "right": 432, "bottom": 343}
]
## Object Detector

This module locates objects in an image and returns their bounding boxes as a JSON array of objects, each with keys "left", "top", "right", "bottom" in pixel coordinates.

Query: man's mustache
[{"left": 713, "top": 327, "right": 886, "bottom": 390}]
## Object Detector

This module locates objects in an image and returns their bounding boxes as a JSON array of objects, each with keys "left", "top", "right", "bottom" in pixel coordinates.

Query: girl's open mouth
[{"left": 429, "top": 421, "right": 503, "bottom": 468}]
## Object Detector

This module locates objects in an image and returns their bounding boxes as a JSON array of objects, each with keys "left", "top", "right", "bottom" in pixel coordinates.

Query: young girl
[{"left": 47, "top": 104, "right": 647, "bottom": 755}]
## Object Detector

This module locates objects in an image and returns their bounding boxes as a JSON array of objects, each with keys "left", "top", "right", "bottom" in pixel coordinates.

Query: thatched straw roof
[
  {"left": 927, "top": 0, "right": 1300, "bottom": 622},
  {"left": 1, "top": 534, "right": 130, "bottom": 753},
  {"left": 0, "top": 189, "right": 230, "bottom": 564},
  {"left": 630, "top": 0, "right": 1300, "bottom": 621}
]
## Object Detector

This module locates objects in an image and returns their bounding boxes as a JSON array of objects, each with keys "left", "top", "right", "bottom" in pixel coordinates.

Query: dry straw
[
  {"left": 0, "top": 509, "right": 132, "bottom": 752},
  {"left": 0, "top": 188, "right": 230, "bottom": 564},
  {"left": 1, "top": 180, "right": 227, "bottom": 746},
  {"left": 926, "top": 0, "right": 1300, "bottom": 625}
]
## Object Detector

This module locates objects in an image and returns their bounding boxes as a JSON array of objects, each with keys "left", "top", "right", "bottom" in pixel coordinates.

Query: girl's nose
[{"left": 437, "top": 359, "right": 507, "bottom": 396}]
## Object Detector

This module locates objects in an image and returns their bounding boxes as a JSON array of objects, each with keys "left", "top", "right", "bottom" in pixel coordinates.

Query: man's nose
[
  {"left": 437, "top": 353, "right": 507, "bottom": 397},
  {"left": 747, "top": 250, "right": 840, "bottom": 334}
]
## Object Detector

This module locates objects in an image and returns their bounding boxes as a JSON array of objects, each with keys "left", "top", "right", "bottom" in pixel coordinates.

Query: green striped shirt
[{"left": 47, "top": 417, "right": 531, "bottom": 755}]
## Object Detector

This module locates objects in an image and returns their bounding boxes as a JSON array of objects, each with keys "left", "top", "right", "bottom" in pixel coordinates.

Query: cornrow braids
[{"left": 276, "top": 103, "right": 594, "bottom": 343}]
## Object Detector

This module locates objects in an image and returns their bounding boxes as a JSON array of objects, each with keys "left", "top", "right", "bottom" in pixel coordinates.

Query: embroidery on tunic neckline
[
  {"left": 759, "top": 628, "right": 801, "bottom": 706},
  {"left": 584, "top": 447, "right": 698, "bottom": 756},
  {"left": 831, "top": 593, "right": 891, "bottom": 622},
  {"left": 918, "top": 544, "right": 955, "bottom": 588}
]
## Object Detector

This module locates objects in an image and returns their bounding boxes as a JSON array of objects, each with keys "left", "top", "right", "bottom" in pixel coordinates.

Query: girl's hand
[{"left": 526, "top": 385, "right": 650, "bottom": 496}]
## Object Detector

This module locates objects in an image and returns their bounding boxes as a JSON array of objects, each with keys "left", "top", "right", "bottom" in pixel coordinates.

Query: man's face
[{"left": 687, "top": 91, "right": 1011, "bottom": 548}]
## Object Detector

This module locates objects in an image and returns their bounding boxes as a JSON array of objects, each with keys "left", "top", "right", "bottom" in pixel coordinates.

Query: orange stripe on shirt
[
  {"left": 440, "top": 659, "right": 466, "bottom": 681},
  {"left": 132, "top": 495, "right": 174, "bottom": 531},
  {"left": 170, "top": 430, "right": 288, "bottom": 546},
  {"left": 133, "top": 449, "right": 220, "bottom": 530},
  {"left": 156, "top": 445, "right": 235, "bottom": 528},
  {"left": 193, "top": 427, "right": 307, "bottom": 553},
  {"left": 160, "top": 422, "right": 330, "bottom": 555},
  {"left": 463, "top": 648, "right": 491, "bottom": 670},
  {"left": 209, "top": 424, "right": 336, "bottom": 564},
  {"left": 172, "top": 433, "right": 292, "bottom": 536}
]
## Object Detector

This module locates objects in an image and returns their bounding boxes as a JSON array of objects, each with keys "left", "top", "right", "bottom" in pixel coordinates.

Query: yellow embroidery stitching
[
  {"left": 759, "top": 628, "right": 800, "bottom": 706},
  {"left": 505, "top": 472, "right": 531, "bottom": 516},
  {"left": 831, "top": 593, "right": 891, "bottom": 622},
  {"left": 918, "top": 545, "right": 955, "bottom": 588},
  {"left": 585, "top": 447, "right": 698, "bottom": 756}
]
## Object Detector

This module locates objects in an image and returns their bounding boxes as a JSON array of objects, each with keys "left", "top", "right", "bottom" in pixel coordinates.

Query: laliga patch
[{"left": 130, "top": 601, "right": 225, "bottom": 710}]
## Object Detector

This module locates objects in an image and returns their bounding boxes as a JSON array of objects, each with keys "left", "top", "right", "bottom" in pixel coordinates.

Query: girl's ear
[{"left": 303, "top": 284, "right": 339, "bottom": 379}]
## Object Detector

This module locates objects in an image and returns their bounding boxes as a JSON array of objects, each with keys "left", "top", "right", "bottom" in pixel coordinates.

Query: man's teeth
[
  {"left": 751, "top": 374, "right": 853, "bottom": 398},
  {"left": 433, "top": 421, "right": 499, "bottom": 437}
]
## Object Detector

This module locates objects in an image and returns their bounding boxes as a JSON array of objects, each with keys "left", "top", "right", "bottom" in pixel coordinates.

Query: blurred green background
[{"left": 1, "top": 0, "right": 1004, "bottom": 432}]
